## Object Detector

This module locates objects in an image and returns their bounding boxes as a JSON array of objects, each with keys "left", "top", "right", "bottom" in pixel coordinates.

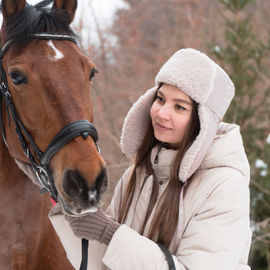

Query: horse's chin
[
  {"left": 64, "top": 207, "right": 98, "bottom": 217},
  {"left": 58, "top": 195, "right": 98, "bottom": 217}
]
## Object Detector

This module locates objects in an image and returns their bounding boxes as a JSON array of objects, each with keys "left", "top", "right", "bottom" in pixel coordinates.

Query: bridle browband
[{"left": 0, "top": 33, "right": 99, "bottom": 202}]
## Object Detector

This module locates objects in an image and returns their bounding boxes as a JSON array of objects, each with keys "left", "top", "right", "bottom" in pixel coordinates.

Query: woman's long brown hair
[{"left": 118, "top": 87, "right": 200, "bottom": 247}]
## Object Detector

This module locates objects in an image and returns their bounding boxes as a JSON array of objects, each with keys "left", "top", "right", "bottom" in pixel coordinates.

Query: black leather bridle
[{"left": 0, "top": 33, "right": 99, "bottom": 204}]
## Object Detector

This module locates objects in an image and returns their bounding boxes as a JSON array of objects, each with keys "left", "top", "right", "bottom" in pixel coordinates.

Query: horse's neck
[
  {"left": 0, "top": 139, "right": 21, "bottom": 185},
  {"left": 0, "top": 139, "right": 57, "bottom": 269}
]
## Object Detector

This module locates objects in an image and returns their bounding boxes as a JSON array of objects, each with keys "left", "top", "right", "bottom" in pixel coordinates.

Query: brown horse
[{"left": 0, "top": 0, "right": 107, "bottom": 269}]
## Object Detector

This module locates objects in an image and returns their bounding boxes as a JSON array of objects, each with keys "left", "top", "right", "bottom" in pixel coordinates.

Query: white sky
[
  {"left": 28, "top": 0, "right": 128, "bottom": 45},
  {"left": 73, "top": 0, "right": 128, "bottom": 46},
  {"left": 0, "top": 0, "right": 127, "bottom": 45},
  {"left": 27, "top": 0, "right": 126, "bottom": 24}
]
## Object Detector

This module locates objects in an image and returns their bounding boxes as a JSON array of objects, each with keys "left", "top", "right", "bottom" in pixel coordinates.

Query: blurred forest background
[{"left": 77, "top": 0, "right": 270, "bottom": 268}]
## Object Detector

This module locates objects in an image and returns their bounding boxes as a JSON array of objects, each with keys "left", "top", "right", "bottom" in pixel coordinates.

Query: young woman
[{"left": 49, "top": 48, "right": 252, "bottom": 269}]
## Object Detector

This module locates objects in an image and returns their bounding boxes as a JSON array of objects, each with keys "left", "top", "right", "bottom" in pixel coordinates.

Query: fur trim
[
  {"left": 120, "top": 48, "right": 235, "bottom": 182},
  {"left": 120, "top": 87, "right": 157, "bottom": 157}
]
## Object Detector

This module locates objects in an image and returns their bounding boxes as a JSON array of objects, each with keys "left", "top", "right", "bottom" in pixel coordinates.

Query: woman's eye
[
  {"left": 89, "top": 68, "right": 98, "bottom": 81},
  {"left": 9, "top": 71, "right": 27, "bottom": 85},
  {"left": 156, "top": 96, "right": 164, "bottom": 103},
  {"left": 175, "top": 104, "right": 186, "bottom": 111}
]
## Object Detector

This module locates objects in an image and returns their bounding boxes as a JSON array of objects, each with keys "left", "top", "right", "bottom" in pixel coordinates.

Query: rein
[{"left": 0, "top": 33, "right": 93, "bottom": 270}]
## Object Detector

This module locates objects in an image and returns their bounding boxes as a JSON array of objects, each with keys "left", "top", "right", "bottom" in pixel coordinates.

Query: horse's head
[{"left": 0, "top": 0, "right": 108, "bottom": 215}]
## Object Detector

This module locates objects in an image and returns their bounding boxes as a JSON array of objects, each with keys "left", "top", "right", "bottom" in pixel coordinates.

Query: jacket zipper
[{"left": 154, "top": 144, "right": 162, "bottom": 164}]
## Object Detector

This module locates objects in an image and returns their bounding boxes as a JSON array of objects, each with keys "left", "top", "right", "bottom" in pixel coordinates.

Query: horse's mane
[{"left": 2, "top": 0, "right": 76, "bottom": 45}]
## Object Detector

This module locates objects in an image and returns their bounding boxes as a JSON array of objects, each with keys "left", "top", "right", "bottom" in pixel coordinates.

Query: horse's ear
[
  {"left": 53, "top": 0, "right": 77, "bottom": 24},
  {"left": 1, "top": 0, "right": 26, "bottom": 20}
]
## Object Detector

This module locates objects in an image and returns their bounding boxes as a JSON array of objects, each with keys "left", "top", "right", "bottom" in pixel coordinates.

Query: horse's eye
[
  {"left": 89, "top": 68, "right": 98, "bottom": 81},
  {"left": 9, "top": 71, "right": 27, "bottom": 85}
]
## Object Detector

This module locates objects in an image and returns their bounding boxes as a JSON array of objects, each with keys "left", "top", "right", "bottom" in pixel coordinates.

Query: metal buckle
[
  {"left": 0, "top": 82, "right": 6, "bottom": 90},
  {"left": 0, "top": 82, "right": 11, "bottom": 98},
  {"left": 35, "top": 166, "right": 58, "bottom": 202},
  {"left": 23, "top": 148, "right": 30, "bottom": 158},
  {"left": 34, "top": 166, "right": 49, "bottom": 189},
  {"left": 37, "top": 166, "right": 48, "bottom": 178}
]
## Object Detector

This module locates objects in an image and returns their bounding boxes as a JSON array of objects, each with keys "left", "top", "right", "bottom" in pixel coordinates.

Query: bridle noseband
[{"left": 0, "top": 33, "right": 99, "bottom": 202}]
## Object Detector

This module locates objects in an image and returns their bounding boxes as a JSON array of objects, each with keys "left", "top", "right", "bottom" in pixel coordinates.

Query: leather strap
[
  {"left": 31, "top": 33, "right": 77, "bottom": 45},
  {"left": 0, "top": 94, "right": 8, "bottom": 147},
  {"left": 80, "top": 238, "right": 89, "bottom": 270},
  {"left": 0, "top": 33, "right": 99, "bottom": 202},
  {"left": 157, "top": 243, "right": 176, "bottom": 270},
  {"left": 41, "top": 120, "right": 98, "bottom": 167}
]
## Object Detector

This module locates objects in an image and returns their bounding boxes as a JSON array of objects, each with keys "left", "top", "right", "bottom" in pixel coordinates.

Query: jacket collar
[
  {"left": 149, "top": 123, "right": 250, "bottom": 184},
  {"left": 150, "top": 145, "right": 177, "bottom": 183}
]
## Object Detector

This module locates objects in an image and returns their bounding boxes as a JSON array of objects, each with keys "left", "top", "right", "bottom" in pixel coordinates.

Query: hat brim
[
  {"left": 179, "top": 105, "right": 219, "bottom": 181},
  {"left": 120, "top": 87, "right": 157, "bottom": 158}
]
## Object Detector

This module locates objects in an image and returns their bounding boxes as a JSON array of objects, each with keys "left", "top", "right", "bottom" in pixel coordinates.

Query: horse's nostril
[
  {"left": 62, "top": 170, "right": 88, "bottom": 205},
  {"left": 62, "top": 169, "right": 107, "bottom": 210},
  {"left": 95, "top": 168, "right": 108, "bottom": 195}
]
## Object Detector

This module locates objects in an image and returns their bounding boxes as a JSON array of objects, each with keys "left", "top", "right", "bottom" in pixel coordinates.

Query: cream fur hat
[{"left": 120, "top": 48, "right": 235, "bottom": 182}]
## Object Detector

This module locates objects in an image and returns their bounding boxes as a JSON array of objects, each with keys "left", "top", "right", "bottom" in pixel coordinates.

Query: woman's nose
[{"left": 157, "top": 106, "right": 170, "bottom": 120}]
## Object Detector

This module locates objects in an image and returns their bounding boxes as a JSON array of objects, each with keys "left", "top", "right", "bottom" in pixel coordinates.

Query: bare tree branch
[{"left": 250, "top": 179, "right": 270, "bottom": 197}]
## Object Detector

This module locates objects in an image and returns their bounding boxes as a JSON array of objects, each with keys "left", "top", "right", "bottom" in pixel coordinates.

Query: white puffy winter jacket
[{"left": 49, "top": 123, "right": 251, "bottom": 270}]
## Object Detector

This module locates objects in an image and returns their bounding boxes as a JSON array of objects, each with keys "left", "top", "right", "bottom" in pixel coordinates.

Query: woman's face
[{"left": 150, "top": 84, "right": 193, "bottom": 149}]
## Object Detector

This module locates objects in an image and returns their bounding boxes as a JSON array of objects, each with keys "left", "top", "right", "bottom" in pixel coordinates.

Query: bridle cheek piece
[{"left": 0, "top": 33, "right": 100, "bottom": 202}]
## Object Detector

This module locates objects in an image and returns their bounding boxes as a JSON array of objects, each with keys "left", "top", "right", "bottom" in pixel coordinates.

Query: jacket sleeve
[
  {"left": 102, "top": 174, "right": 251, "bottom": 270},
  {"left": 176, "top": 174, "right": 251, "bottom": 270},
  {"left": 103, "top": 225, "right": 181, "bottom": 269}
]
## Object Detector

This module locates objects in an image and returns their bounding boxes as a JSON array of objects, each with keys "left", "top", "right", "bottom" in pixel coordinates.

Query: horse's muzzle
[{"left": 61, "top": 168, "right": 108, "bottom": 215}]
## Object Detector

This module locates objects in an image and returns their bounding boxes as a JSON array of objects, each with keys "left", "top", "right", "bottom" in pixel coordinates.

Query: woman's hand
[{"left": 65, "top": 210, "right": 120, "bottom": 245}]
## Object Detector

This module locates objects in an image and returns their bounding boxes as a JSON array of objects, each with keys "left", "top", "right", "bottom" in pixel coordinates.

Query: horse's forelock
[{"left": 3, "top": 0, "right": 76, "bottom": 45}]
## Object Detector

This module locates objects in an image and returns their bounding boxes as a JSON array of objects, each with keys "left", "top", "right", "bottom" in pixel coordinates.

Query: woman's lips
[{"left": 155, "top": 122, "right": 172, "bottom": 131}]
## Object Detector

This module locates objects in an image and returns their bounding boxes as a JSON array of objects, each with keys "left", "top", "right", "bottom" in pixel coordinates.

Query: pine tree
[{"left": 212, "top": 0, "right": 270, "bottom": 268}]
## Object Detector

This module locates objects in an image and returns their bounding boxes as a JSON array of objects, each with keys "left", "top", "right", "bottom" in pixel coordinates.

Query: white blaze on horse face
[{"left": 47, "top": 40, "right": 64, "bottom": 61}]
